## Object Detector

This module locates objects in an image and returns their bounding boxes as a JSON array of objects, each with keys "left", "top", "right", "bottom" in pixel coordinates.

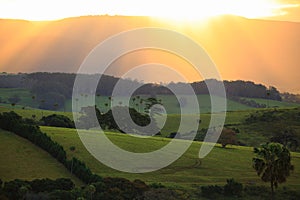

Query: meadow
[
  {"left": 40, "top": 126, "right": 300, "bottom": 191},
  {"left": 1, "top": 88, "right": 300, "bottom": 193},
  {"left": 0, "top": 129, "right": 82, "bottom": 185}
]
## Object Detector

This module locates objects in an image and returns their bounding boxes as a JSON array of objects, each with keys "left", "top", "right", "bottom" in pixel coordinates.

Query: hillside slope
[
  {"left": 0, "top": 129, "right": 82, "bottom": 185},
  {"left": 41, "top": 126, "right": 300, "bottom": 190}
]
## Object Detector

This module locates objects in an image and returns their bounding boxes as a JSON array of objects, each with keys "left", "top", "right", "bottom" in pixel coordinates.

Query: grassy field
[
  {"left": 1, "top": 88, "right": 299, "bottom": 114},
  {"left": 0, "top": 88, "right": 35, "bottom": 108},
  {"left": 0, "top": 106, "right": 73, "bottom": 120},
  {"left": 244, "top": 97, "right": 300, "bottom": 108},
  {"left": 0, "top": 129, "right": 82, "bottom": 185},
  {"left": 1, "top": 99, "right": 299, "bottom": 192},
  {"left": 41, "top": 126, "right": 300, "bottom": 191},
  {"left": 65, "top": 94, "right": 253, "bottom": 113}
]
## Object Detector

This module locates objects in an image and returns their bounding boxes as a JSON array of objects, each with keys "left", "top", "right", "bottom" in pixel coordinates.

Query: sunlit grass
[{"left": 0, "top": 129, "right": 82, "bottom": 185}]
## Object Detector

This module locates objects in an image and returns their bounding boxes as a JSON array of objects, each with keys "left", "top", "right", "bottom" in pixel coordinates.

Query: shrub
[
  {"left": 201, "top": 185, "right": 223, "bottom": 198},
  {"left": 149, "top": 182, "right": 165, "bottom": 189},
  {"left": 223, "top": 178, "right": 243, "bottom": 196}
]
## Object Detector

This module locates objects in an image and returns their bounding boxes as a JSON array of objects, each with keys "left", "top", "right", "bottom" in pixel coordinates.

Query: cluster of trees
[
  {"left": 0, "top": 178, "right": 74, "bottom": 199},
  {"left": 40, "top": 114, "right": 75, "bottom": 128},
  {"left": 0, "top": 73, "right": 27, "bottom": 88},
  {"left": 0, "top": 111, "right": 101, "bottom": 184},
  {"left": 244, "top": 109, "right": 300, "bottom": 151},
  {"left": 229, "top": 96, "right": 267, "bottom": 108},
  {"left": 281, "top": 92, "right": 300, "bottom": 103},
  {"left": 0, "top": 177, "right": 159, "bottom": 200},
  {"left": 78, "top": 106, "right": 160, "bottom": 135},
  {"left": 193, "top": 128, "right": 238, "bottom": 148}
]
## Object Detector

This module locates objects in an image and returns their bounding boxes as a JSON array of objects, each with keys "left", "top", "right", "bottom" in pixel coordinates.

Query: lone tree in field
[
  {"left": 253, "top": 143, "right": 294, "bottom": 199},
  {"left": 218, "top": 128, "right": 238, "bottom": 148}
]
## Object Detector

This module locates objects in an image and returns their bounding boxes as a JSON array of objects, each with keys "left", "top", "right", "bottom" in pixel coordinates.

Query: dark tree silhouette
[{"left": 253, "top": 143, "right": 294, "bottom": 199}]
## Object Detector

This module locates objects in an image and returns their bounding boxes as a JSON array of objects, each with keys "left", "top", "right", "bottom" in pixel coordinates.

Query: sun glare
[
  {"left": 0, "top": 0, "right": 287, "bottom": 21},
  {"left": 149, "top": 0, "right": 280, "bottom": 22}
]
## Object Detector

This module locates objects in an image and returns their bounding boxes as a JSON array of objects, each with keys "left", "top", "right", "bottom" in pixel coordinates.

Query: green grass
[
  {"left": 0, "top": 88, "right": 35, "bottom": 107},
  {"left": 41, "top": 126, "right": 300, "bottom": 191},
  {"left": 65, "top": 94, "right": 253, "bottom": 113},
  {"left": 244, "top": 97, "right": 300, "bottom": 108},
  {"left": 1, "top": 88, "right": 298, "bottom": 114},
  {"left": 0, "top": 129, "right": 82, "bottom": 185},
  {"left": 0, "top": 106, "right": 73, "bottom": 121}
]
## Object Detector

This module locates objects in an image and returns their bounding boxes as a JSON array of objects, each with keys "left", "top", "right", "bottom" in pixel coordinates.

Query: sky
[
  {"left": 0, "top": 0, "right": 299, "bottom": 93},
  {"left": 0, "top": 0, "right": 299, "bottom": 22}
]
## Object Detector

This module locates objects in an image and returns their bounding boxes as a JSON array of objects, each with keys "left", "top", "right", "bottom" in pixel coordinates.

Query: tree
[
  {"left": 218, "top": 128, "right": 238, "bottom": 148},
  {"left": 253, "top": 143, "right": 294, "bottom": 199}
]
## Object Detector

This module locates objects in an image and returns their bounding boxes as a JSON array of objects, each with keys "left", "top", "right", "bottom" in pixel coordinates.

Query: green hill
[
  {"left": 41, "top": 126, "right": 300, "bottom": 191},
  {"left": 0, "top": 129, "right": 82, "bottom": 185}
]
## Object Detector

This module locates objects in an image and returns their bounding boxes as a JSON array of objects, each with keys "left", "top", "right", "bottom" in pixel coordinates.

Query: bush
[
  {"left": 243, "top": 185, "right": 269, "bottom": 198},
  {"left": 149, "top": 182, "right": 165, "bottom": 189},
  {"left": 224, "top": 178, "right": 243, "bottom": 196},
  {"left": 201, "top": 185, "right": 223, "bottom": 198}
]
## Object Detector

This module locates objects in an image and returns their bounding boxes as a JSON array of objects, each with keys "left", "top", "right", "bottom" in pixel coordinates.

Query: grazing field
[
  {"left": 41, "top": 126, "right": 300, "bottom": 191},
  {"left": 65, "top": 94, "right": 253, "bottom": 113},
  {"left": 0, "top": 88, "right": 35, "bottom": 108},
  {"left": 244, "top": 97, "right": 300, "bottom": 108},
  {"left": 0, "top": 106, "right": 73, "bottom": 120},
  {"left": 1, "top": 101, "right": 299, "bottom": 192},
  {"left": 1, "top": 88, "right": 298, "bottom": 114},
  {"left": 0, "top": 129, "right": 82, "bottom": 185}
]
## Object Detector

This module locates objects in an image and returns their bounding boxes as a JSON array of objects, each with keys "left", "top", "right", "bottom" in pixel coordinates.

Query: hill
[
  {"left": 40, "top": 126, "right": 300, "bottom": 191},
  {"left": 0, "top": 16, "right": 299, "bottom": 93},
  {"left": 0, "top": 129, "right": 82, "bottom": 185}
]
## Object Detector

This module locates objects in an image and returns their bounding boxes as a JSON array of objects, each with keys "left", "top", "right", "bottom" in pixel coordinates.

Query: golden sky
[
  {"left": 0, "top": 1, "right": 299, "bottom": 93},
  {"left": 0, "top": 0, "right": 299, "bottom": 22}
]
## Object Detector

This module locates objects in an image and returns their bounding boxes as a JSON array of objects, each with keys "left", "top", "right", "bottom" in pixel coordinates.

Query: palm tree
[{"left": 253, "top": 143, "right": 294, "bottom": 199}]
